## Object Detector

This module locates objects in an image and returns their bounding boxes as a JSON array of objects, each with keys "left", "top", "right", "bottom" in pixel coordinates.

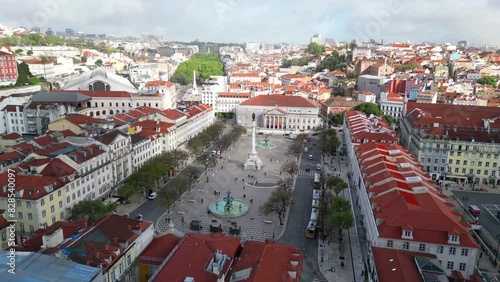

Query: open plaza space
[{"left": 156, "top": 133, "right": 296, "bottom": 242}]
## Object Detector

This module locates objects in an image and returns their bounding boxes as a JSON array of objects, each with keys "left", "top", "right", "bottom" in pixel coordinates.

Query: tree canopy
[
  {"left": 382, "top": 114, "right": 396, "bottom": 125},
  {"left": 316, "top": 51, "right": 346, "bottom": 72},
  {"left": 69, "top": 200, "right": 116, "bottom": 224},
  {"left": 478, "top": 76, "right": 498, "bottom": 87},
  {"left": 396, "top": 62, "right": 419, "bottom": 72},
  {"left": 354, "top": 102, "right": 383, "bottom": 116},
  {"left": 306, "top": 42, "right": 325, "bottom": 56},
  {"left": 260, "top": 187, "right": 293, "bottom": 225},
  {"left": 170, "top": 52, "right": 224, "bottom": 85},
  {"left": 281, "top": 56, "right": 315, "bottom": 68}
]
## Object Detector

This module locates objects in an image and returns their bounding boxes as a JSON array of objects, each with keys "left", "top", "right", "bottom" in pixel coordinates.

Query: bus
[
  {"left": 313, "top": 173, "right": 321, "bottom": 189},
  {"left": 306, "top": 208, "right": 318, "bottom": 238}
]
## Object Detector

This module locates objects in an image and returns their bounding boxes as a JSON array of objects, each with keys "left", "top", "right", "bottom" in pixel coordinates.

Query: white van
[
  {"left": 439, "top": 180, "right": 458, "bottom": 188},
  {"left": 308, "top": 155, "right": 313, "bottom": 160},
  {"left": 316, "top": 164, "right": 321, "bottom": 170}
]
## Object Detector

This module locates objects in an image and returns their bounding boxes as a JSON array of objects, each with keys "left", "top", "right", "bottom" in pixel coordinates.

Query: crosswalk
[
  {"left": 297, "top": 170, "right": 317, "bottom": 177},
  {"left": 312, "top": 272, "right": 328, "bottom": 282}
]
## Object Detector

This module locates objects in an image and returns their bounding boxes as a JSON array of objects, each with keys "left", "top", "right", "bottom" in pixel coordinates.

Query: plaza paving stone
[{"left": 156, "top": 134, "right": 297, "bottom": 242}]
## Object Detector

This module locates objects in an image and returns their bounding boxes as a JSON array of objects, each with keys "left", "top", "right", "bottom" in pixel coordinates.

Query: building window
[
  {"left": 403, "top": 230, "right": 412, "bottom": 237},
  {"left": 449, "top": 247, "right": 456, "bottom": 255},
  {"left": 387, "top": 240, "right": 393, "bottom": 248},
  {"left": 437, "top": 245, "right": 444, "bottom": 254},
  {"left": 418, "top": 243, "right": 426, "bottom": 252},
  {"left": 403, "top": 242, "right": 409, "bottom": 250},
  {"left": 461, "top": 248, "right": 469, "bottom": 256},
  {"left": 450, "top": 235, "right": 458, "bottom": 242},
  {"left": 447, "top": 261, "right": 454, "bottom": 270},
  {"left": 459, "top": 263, "right": 466, "bottom": 271},
  {"left": 127, "top": 254, "right": 131, "bottom": 266},
  {"left": 42, "top": 210, "right": 46, "bottom": 218}
]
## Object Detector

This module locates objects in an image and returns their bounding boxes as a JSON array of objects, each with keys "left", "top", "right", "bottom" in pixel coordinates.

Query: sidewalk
[{"left": 318, "top": 155, "right": 365, "bottom": 282}]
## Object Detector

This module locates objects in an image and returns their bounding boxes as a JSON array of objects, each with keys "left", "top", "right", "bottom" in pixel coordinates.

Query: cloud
[{"left": 0, "top": 0, "right": 499, "bottom": 44}]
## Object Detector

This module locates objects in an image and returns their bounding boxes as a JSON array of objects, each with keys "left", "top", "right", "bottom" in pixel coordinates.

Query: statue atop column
[{"left": 244, "top": 112, "right": 263, "bottom": 170}]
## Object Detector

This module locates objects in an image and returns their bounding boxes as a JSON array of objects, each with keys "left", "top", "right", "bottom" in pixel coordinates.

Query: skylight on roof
[
  {"left": 399, "top": 163, "right": 411, "bottom": 168},
  {"left": 405, "top": 176, "right": 422, "bottom": 182},
  {"left": 388, "top": 149, "right": 401, "bottom": 155}
]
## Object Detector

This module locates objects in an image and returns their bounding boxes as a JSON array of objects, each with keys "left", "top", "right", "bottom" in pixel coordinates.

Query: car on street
[
  {"left": 316, "top": 164, "right": 321, "bottom": 170},
  {"left": 148, "top": 192, "right": 157, "bottom": 200},
  {"left": 308, "top": 155, "right": 313, "bottom": 160},
  {"left": 305, "top": 167, "right": 310, "bottom": 172}
]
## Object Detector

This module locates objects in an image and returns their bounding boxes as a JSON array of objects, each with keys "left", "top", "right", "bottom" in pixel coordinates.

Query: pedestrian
[
  {"left": 250, "top": 199, "right": 253, "bottom": 203},
  {"left": 243, "top": 194, "right": 246, "bottom": 198},
  {"left": 264, "top": 172, "right": 267, "bottom": 176},
  {"left": 280, "top": 171, "right": 282, "bottom": 175},
  {"left": 243, "top": 186, "right": 245, "bottom": 190},
  {"left": 201, "top": 198, "right": 204, "bottom": 203},
  {"left": 341, "top": 261, "right": 344, "bottom": 268}
]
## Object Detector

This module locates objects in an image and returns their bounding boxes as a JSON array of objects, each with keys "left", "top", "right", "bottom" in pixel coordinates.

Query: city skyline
[{"left": 0, "top": 0, "right": 499, "bottom": 45}]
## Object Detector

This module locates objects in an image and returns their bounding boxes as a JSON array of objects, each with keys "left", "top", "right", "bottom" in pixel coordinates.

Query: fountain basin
[
  {"left": 256, "top": 141, "right": 278, "bottom": 149},
  {"left": 209, "top": 200, "right": 249, "bottom": 218}
]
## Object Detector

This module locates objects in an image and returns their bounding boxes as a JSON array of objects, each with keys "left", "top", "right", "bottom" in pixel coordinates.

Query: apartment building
[{"left": 400, "top": 102, "right": 500, "bottom": 183}]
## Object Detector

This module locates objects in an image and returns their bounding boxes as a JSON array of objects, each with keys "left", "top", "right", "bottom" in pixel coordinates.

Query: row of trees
[
  {"left": 170, "top": 52, "right": 224, "bottom": 85},
  {"left": 187, "top": 121, "right": 226, "bottom": 154},
  {"left": 316, "top": 125, "right": 341, "bottom": 157},
  {"left": 478, "top": 76, "right": 498, "bottom": 87},
  {"left": 260, "top": 136, "right": 307, "bottom": 225}
]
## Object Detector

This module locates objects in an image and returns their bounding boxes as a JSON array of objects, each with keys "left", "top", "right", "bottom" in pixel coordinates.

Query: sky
[{"left": 1, "top": 0, "right": 500, "bottom": 45}]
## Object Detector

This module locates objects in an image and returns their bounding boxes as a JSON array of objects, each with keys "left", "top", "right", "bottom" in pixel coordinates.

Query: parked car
[
  {"left": 308, "top": 155, "right": 313, "bottom": 160},
  {"left": 305, "top": 167, "right": 311, "bottom": 172},
  {"left": 148, "top": 192, "right": 157, "bottom": 200},
  {"left": 316, "top": 164, "right": 321, "bottom": 170}
]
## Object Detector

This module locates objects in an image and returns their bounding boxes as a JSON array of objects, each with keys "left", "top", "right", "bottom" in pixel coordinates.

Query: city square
[{"left": 156, "top": 133, "right": 296, "bottom": 242}]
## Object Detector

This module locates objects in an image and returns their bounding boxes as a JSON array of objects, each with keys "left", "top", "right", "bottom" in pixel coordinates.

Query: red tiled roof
[
  {"left": 132, "top": 120, "right": 175, "bottom": 134},
  {"left": 1, "top": 104, "right": 23, "bottom": 112},
  {"left": 75, "top": 90, "right": 133, "bottom": 98},
  {"left": 372, "top": 247, "right": 438, "bottom": 282},
  {"left": 93, "top": 130, "right": 128, "bottom": 145},
  {"left": 56, "top": 214, "right": 151, "bottom": 271},
  {"left": 65, "top": 145, "right": 105, "bottom": 164},
  {"left": 145, "top": 80, "right": 174, "bottom": 87},
  {"left": 151, "top": 233, "right": 241, "bottom": 282},
  {"left": 240, "top": 94, "right": 318, "bottom": 108},
  {"left": 65, "top": 114, "right": 107, "bottom": 125},
  {"left": 32, "top": 135, "right": 58, "bottom": 147},
  {"left": 160, "top": 109, "right": 187, "bottom": 120},
  {"left": 138, "top": 233, "right": 181, "bottom": 265},
  {"left": 0, "top": 172, "right": 62, "bottom": 200},
  {"left": 2, "top": 132, "right": 22, "bottom": 140},
  {"left": 19, "top": 221, "right": 85, "bottom": 252},
  {"left": 0, "top": 151, "right": 25, "bottom": 165}
]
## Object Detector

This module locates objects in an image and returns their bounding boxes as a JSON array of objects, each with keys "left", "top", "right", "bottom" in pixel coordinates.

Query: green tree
[
  {"left": 282, "top": 160, "right": 299, "bottom": 179},
  {"left": 330, "top": 197, "right": 354, "bottom": 240},
  {"left": 156, "top": 189, "right": 178, "bottom": 213},
  {"left": 326, "top": 176, "right": 348, "bottom": 197},
  {"left": 95, "top": 59, "right": 103, "bottom": 66},
  {"left": 27, "top": 50, "right": 33, "bottom": 56},
  {"left": 396, "top": 62, "right": 419, "bottom": 72},
  {"left": 14, "top": 49, "right": 23, "bottom": 55},
  {"left": 348, "top": 40, "right": 358, "bottom": 51},
  {"left": 329, "top": 112, "right": 344, "bottom": 126},
  {"left": 69, "top": 200, "right": 116, "bottom": 224},
  {"left": 128, "top": 171, "right": 156, "bottom": 202},
  {"left": 382, "top": 114, "right": 396, "bottom": 125},
  {"left": 170, "top": 52, "right": 224, "bottom": 85},
  {"left": 169, "top": 149, "right": 190, "bottom": 171},
  {"left": 316, "top": 51, "right": 346, "bottom": 72},
  {"left": 171, "top": 177, "right": 189, "bottom": 197},
  {"left": 81, "top": 56, "right": 87, "bottom": 63},
  {"left": 184, "top": 167, "right": 201, "bottom": 190},
  {"left": 15, "top": 62, "right": 33, "bottom": 86},
  {"left": 354, "top": 102, "right": 383, "bottom": 116},
  {"left": 142, "top": 163, "right": 167, "bottom": 190},
  {"left": 260, "top": 187, "right": 293, "bottom": 225},
  {"left": 196, "top": 152, "right": 217, "bottom": 172},
  {"left": 116, "top": 184, "right": 135, "bottom": 202},
  {"left": 306, "top": 42, "right": 325, "bottom": 56},
  {"left": 477, "top": 76, "right": 498, "bottom": 87}
]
